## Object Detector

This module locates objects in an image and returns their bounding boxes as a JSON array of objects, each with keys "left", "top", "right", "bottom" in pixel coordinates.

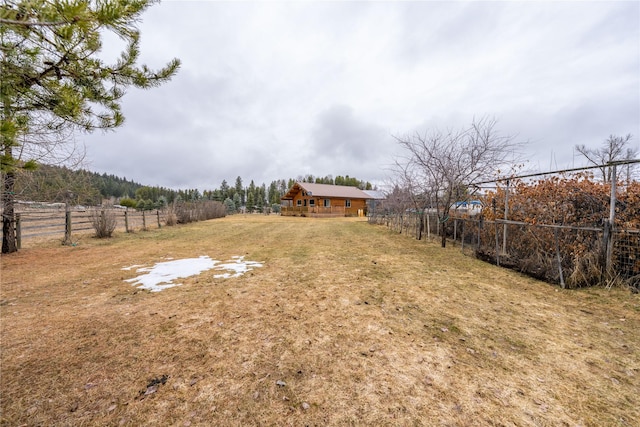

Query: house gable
[{"left": 281, "top": 182, "right": 373, "bottom": 217}]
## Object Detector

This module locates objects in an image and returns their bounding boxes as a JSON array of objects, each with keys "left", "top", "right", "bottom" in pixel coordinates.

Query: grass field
[{"left": 1, "top": 215, "right": 639, "bottom": 426}]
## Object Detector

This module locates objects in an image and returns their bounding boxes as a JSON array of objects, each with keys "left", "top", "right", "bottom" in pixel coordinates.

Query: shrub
[
  {"left": 163, "top": 201, "right": 227, "bottom": 226},
  {"left": 90, "top": 208, "right": 117, "bottom": 238},
  {"left": 165, "top": 204, "right": 178, "bottom": 226},
  {"left": 478, "top": 174, "right": 640, "bottom": 287},
  {"left": 119, "top": 197, "right": 137, "bottom": 208}
]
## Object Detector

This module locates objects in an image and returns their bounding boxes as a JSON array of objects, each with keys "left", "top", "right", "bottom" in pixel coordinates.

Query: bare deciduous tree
[
  {"left": 575, "top": 134, "right": 638, "bottom": 183},
  {"left": 394, "top": 117, "right": 521, "bottom": 247},
  {"left": 390, "top": 158, "right": 434, "bottom": 240}
]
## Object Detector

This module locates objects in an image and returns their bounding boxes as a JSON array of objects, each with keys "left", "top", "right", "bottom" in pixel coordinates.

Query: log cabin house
[{"left": 280, "top": 182, "right": 373, "bottom": 217}]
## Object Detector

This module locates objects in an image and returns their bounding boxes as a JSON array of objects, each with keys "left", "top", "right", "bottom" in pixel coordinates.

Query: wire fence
[
  {"left": 368, "top": 161, "right": 640, "bottom": 289},
  {"left": 368, "top": 211, "right": 640, "bottom": 290},
  {"left": 615, "top": 229, "right": 640, "bottom": 282}
]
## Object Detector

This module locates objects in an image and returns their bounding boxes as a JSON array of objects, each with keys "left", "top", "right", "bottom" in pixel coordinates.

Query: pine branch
[{"left": 0, "top": 18, "right": 75, "bottom": 27}]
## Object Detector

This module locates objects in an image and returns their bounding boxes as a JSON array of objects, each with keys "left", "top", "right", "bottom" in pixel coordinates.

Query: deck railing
[{"left": 281, "top": 206, "right": 346, "bottom": 216}]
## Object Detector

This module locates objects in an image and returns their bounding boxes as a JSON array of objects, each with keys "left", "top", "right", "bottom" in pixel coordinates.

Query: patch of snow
[
  {"left": 213, "top": 255, "right": 264, "bottom": 279},
  {"left": 124, "top": 255, "right": 264, "bottom": 292},
  {"left": 121, "top": 264, "right": 144, "bottom": 271},
  {"left": 124, "top": 256, "right": 217, "bottom": 292}
]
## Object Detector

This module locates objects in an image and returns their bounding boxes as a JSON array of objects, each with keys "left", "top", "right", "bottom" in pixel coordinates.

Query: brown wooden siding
[{"left": 282, "top": 196, "right": 368, "bottom": 217}]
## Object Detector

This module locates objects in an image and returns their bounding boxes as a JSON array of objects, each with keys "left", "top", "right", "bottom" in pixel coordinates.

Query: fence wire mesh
[
  {"left": 368, "top": 211, "right": 640, "bottom": 289},
  {"left": 614, "top": 229, "right": 640, "bottom": 283},
  {"left": 368, "top": 161, "right": 640, "bottom": 289}
]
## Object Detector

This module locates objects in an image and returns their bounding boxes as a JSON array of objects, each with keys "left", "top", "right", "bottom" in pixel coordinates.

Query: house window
[
  {"left": 309, "top": 199, "right": 315, "bottom": 207},
  {"left": 323, "top": 199, "right": 331, "bottom": 207},
  {"left": 345, "top": 199, "right": 351, "bottom": 208},
  {"left": 304, "top": 199, "right": 307, "bottom": 206},
  {"left": 297, "top": 199, "right": 302, "bottom": 206}
]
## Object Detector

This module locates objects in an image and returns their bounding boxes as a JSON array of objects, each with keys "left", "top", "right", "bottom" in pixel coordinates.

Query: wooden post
[
  {"left": 64, "top": 209, "right": 72, "bottom": 245},
  {"left": 15, "top": 213, "right": 21, "bottom": 250},
  {"left": 142, "top": 210, "right": 147, "bottom": 230},
  {"left": 157, "top": 210, "right": 161, "bottom": 228},
  {"left": 63, "top": 192, "right": 72, "bottom": 245},
  {"left": 124, "top": 209, "right": 129, "bottom": 233}
]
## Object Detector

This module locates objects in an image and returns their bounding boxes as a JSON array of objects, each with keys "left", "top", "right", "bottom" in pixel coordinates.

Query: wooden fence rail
[{"left": 5, "top": 208, "right": 165, "bottom": 249}]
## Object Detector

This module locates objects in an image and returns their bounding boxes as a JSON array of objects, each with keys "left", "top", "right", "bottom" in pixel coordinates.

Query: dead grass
[{"left": 1, "top": 215, "right": 639, "bottom": 426}]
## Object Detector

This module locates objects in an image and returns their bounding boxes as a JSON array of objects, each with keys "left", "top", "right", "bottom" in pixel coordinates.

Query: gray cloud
[
  {"left": 305, "top": 105, "right": 393, "bottom": 182},
  {"left": 311, "top": 105, "right": 385, "bottom": 160},
  {"left": 82, "top": 1, "right": 639, "bottom": 191}
]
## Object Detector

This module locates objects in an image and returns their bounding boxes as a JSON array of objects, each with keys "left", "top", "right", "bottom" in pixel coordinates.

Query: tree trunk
[
  {"left": 441, "top": 221, "right": 447, "bottom": 248},
  {"left": 2, "top": 169, "right": 18, "bottom": 253}
]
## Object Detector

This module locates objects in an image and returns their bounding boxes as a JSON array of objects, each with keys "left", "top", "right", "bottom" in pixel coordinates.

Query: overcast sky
[{"left": 83, "top": 0, "right": 640, "bottom": 191}]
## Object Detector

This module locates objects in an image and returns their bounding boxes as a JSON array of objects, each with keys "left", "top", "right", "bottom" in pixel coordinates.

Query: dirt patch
[{"left": 1, "top": 215, "right": 639, "bottom": 426}]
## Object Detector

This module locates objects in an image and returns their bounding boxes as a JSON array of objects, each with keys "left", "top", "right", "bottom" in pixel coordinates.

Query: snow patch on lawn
[
  {"left": 123, "top": 255, "right": 263, "bottom": 292},
  {"left": 213, "top": 255, "right": 264, "bottom": 279}
]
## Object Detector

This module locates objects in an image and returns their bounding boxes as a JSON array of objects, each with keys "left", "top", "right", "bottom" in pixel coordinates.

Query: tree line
[{"left": 12, "top": 164, "right": 374, "bottom": 214}]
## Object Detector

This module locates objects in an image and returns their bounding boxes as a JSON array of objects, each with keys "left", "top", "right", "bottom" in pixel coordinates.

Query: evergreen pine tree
[
  {"left": 234, "top": 176, "right": 244, "bottom": 205},
  {"left": 246, "top": 191, "right": 255, "bottom": 212},
  {"left": 223, "top": 197, "right": 235, "bottom": 214},
  {"left": 1, "top": 0, "right": 180, "bottom": 252}
]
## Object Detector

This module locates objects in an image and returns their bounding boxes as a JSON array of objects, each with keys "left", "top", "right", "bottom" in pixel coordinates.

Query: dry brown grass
[{"left": 1, "top": 215, "right": 639, "bottom": 426}]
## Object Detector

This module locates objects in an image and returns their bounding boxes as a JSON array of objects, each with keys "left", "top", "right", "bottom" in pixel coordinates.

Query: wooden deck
[{"left": 281, "top": 206, "right": 347, "bottom": 217}]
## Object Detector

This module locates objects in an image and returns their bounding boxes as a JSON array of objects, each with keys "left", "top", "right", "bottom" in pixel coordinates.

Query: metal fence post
[
  {"left": 605, "top": 164, "right": 617, "bottom": 274},
  {"left": 426, "top": 212, "right": 431, "bottom": 240},
  {"left": 554, "top": 228, "right": 565, "bottom": 289},
  {"left": 453, "top": 219, "right": 457, "bottom": 243},
  {"left": 503, "top": 179, "right": 509, "bottom": 255},
  {"left": 477, "top": 216, "right": 483, "bottom": 252},
  {"left": 492, "top": 199, "right": 500, "bottom": 266}
]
